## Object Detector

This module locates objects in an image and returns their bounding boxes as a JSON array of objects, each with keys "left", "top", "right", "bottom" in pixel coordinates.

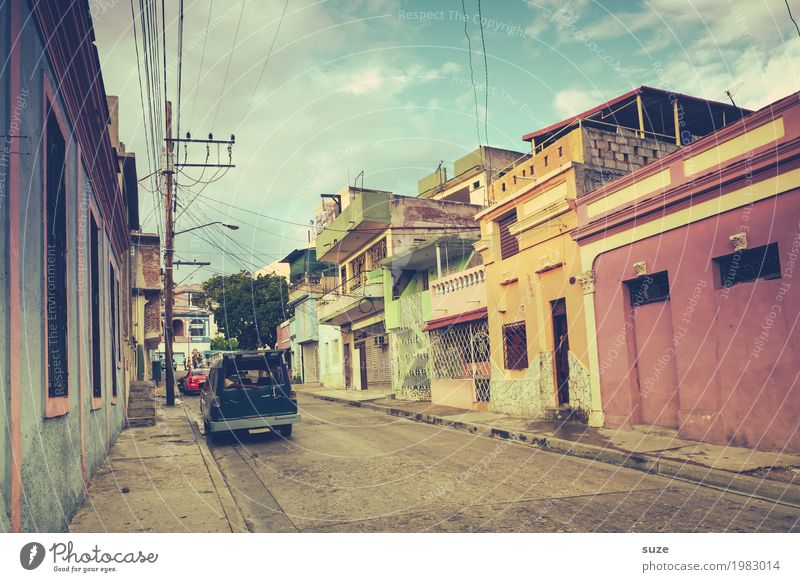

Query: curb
[
  {"left": 303, "top": 391, "right": 800, "bottom": 508},
  {"left": 186, "top": 412, "right": 249, "bottom": 533}
]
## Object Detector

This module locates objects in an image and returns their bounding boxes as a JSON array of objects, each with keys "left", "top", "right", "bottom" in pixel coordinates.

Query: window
[
  {"left": 366, "top": 238, "right": 387, "bottom": 268},
  {"left": 501, "top": 182, "right": 506, "bottom": 193},
  {"left": 45, "top": 106, "right": 69, "bottom": 400},
  {"left": 544, "top": 155, "right": 549, "bottom": 167},
  {"left": 109, "top": 265, "right": 118, "bottom": 399},
  {"left": 498, "top": 211, "right": 520, "bottom": 260},
  {"left": 503, "top": 321, "right": 528, "bottom": 370},
  {"left": 716, "top": 243, "right": 781, "bottom": 287},
  {"left": 418, "top": 271, "right": 429, "bottom": 292},
  {"left": 190, "top": 318, "right": 206, "bottom": 337},
  {"left": 558, "top": 146, "right": 563, "bottom": 157},
  {"left": 472, "top": 180, "right": 480, "bottom": 189},
  {"left": 627, "top": 271, "right": 670, "bottom": 307},
  {"left": 173, "top": 319, "right": 185, "bottom": 337},
  {"left": 90, "top": 215, "right": 102, "bottom": 399},
  {"left": 529, "top": 165, "right": 534, "bottom": 175},
  {"left": 189, "top": 293, "right": 205, "bottom": 307}
]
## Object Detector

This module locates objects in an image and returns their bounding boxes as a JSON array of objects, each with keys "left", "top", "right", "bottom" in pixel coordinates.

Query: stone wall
[
  {"left": 489, "top": 353, "right": 556, "bottom": 416},
  {"left": 567, "top": 352, "right": 591, "bottom": 421}
]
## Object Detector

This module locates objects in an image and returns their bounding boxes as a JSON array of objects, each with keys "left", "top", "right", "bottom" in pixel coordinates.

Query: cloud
[{"left": 553, "top": 88, "right": 602, "bottom": 118}]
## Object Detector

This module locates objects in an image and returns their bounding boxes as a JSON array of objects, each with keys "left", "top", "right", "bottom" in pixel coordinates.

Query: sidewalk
[
  {"left": 296, "top": 384, "right": 800, "bottom": 507},
  {"left": 69, "top": 398, "right": 245, "bottom": 533}
]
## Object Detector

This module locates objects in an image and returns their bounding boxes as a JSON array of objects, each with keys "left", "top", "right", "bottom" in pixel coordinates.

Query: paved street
[{"left": 186, "top": 394, "right": 800, "bottom": 533}]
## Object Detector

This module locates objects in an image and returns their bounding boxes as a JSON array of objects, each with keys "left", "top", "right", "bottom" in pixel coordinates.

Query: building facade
[
  {"left": 1, "top": 0, "right": 135, "bottom": 531},
  {"left": 574, "top": 91, "right": 800, "bottom": 452},
  {"left": 475, "top": 87, "right": 747, "bottom": 424},
  {"left": 315, "top": 186, "right": 481, "bottom": 393},
  {"left": 158, "top": 284, "right": 218, "bottom": 368},
  {"left": 281, "top": 247, "right": 337, "bottom": 385}
]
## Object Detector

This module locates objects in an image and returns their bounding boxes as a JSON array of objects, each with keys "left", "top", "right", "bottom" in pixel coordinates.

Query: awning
[{"left": 424, "top": 307, "right": 487, "bottom": 332}]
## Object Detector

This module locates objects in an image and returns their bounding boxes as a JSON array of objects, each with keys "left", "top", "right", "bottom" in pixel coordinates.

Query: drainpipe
[{"left": 435, "top": 243, "right": 443, "bottom": 279}]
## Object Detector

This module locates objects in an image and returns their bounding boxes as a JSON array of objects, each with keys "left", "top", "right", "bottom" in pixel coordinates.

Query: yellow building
[{"left": 475, "top": 87, "right": 746, "bottom": 425}]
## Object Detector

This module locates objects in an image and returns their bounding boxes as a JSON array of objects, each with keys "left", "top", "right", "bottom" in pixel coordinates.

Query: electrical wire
[
  {"left": 189, "top": 0, "right": 214, "bottom": 130},
  {"left": 787, "top": 0, "right": 800, "bottom": 37},
  {"left": 211, "top": 0, "right": 247, "bottom": 131},
  {"left": 239, "top": 0, "right": 291, "bottom": 127},
  {"left": 460, "top": 0, "right": 483, "bottom": 152}
]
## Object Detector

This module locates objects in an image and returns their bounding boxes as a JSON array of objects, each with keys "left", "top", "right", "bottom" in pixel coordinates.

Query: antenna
[{"left": 718, "top": 82, "right": 743, "bottom": 107}]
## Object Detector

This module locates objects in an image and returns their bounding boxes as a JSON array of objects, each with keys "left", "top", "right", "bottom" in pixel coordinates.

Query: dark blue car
[{"left": 200, "top": 350, "right": 299, "bottom": 442}]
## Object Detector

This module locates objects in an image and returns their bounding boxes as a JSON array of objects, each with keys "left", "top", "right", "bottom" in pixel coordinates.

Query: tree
[
  {"left": 210, "top": 335, "right": 239, "bottom": 351},
  {"left": 201, "top": 271, "right": 292, "bottom": 350}
]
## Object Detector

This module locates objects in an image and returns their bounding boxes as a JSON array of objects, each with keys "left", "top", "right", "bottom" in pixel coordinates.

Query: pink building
[{"left": 574, "top": 92, "right": 800, "bottom": 452}]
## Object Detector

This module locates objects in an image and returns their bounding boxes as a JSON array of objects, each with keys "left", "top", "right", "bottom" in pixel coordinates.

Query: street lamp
[{"left": 174, "top": 222, "right": 239, "bottom": 236}]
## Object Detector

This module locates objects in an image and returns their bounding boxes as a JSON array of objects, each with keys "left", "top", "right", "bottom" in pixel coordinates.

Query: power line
[
  {"left": 189, "top": 0, "right": 214, "bottom": 129},
  {"left": 211, "top": 0, "right": 247, "bottom": 130},
  {"left": 239, "top": 0, "right": 291, "bottom": 127},
  {"left": 476, "top": 0, "right": 490, "bottom": 147},
  {"left": 476, "top": 0, "right": 492, "bottom": 181},
  {"left": 460, "top": 0, "right": 482, "bottom": 151},
  {"left": 787, "top": 0, "right": 800, "bottom": 37}
]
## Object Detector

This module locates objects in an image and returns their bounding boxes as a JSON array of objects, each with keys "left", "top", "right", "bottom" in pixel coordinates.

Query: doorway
[
  {"left": 344, "top": 343, "right": 352, "bottom": 388},
  {"left": 551, "top": 298, "right": 570, "bottom": 406},
  {"left": 356, "top": 342, "right": 368, "bottom": 390}
]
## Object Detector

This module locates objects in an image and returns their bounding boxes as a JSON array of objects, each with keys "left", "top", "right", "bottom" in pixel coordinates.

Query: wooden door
[{"left": 552, "top": 299, "right": 570, "bottom": 405}]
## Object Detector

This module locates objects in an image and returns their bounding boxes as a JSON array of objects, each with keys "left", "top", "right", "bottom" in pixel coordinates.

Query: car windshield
[{"left": 223, "top": 357, "right": 286, "bottom": 389}]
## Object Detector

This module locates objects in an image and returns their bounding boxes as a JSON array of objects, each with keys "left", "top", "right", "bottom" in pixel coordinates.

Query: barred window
[
  {"left": 627, "top": 271, "right": 670, "bottom": 307},
  {"left": 503, "top": 321, "right": 528, "bottom": 370},
  {"left": 429, "top": 320, "right": 490, "bottom": 379},
  {"left": 716, "top": 243, "right": 781, "bottom": 287}
]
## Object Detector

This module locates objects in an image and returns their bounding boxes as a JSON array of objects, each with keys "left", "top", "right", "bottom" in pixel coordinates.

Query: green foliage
[
  {"left": 209, "top": 335, "right": 239, "bottom": 351},
  {"left": 201, "top": 271, "right": 292, "bottom": 350}
]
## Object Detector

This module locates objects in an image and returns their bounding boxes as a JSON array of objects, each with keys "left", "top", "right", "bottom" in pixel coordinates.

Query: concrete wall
[
  {"left": 1, "top": 0, "right": 127, "bottom": 531},
  {"left": 318, "top": 324, "right": 344, "bottom": 388}
]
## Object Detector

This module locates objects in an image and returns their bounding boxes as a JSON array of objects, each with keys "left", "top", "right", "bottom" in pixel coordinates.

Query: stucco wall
[
  {"left": 3, "top": 1, "right": 127, "bottom": 531},
  {"left": 593, "top": 190, "right": 800, "bottom": 452}
]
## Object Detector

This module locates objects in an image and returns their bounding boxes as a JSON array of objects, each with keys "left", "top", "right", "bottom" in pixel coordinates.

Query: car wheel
[{"left": 277, "top": 424, "right": 293, "bottom": 438}]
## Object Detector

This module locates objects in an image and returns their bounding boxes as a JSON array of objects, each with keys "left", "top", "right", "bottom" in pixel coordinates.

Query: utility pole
[
  {"left": 161, "top": 112, "right": 236, "bottom": 406},
  {"left": 163, "top": 101, "right": 176, "bottom": 406}
]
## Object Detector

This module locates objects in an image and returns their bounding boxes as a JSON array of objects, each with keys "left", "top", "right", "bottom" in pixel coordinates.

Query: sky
[{"left": 92, "top": 0, "right": 800, "bottom": 284}]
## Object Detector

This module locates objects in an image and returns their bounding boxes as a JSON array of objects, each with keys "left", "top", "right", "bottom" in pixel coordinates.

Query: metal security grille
[
  {"left": 503, "top": 321, "right": 528, "bottom": 370},
  {"left": 388, "top": 293, "right": 431, "bottom": 399},
  {"left": 429, "top": 319, "right": 491, "bottom": 403}
]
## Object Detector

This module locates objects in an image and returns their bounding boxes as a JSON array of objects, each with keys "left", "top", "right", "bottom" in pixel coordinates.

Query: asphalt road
[{"left": 185, "top": 394, "right": 800, "bottom": 533}]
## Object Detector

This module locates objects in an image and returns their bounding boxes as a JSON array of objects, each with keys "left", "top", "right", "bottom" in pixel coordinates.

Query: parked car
[
  {"left": 200, "top": 350, "right": 299, "bottom": 442},
  {"left": 183, "top": 368, "right": 210, "bottom": 394}
]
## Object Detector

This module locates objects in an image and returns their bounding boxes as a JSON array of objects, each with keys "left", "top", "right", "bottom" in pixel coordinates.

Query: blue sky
[{"left": 93, "top": 0, "right": 800, "bottom": 282}]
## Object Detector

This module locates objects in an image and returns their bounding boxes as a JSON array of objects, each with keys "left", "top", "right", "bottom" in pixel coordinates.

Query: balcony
[
  {"left": 288, "top": 274, "right": 336, "bottom": 304},
  {"left": 315, "top": 189, "right": 392, "bottom": 263},
  {"left": 429, "top": 265, "right": 487, "bottom": 321},
  {"left": 317, "top": 269, "right": 384, "bottom": 326}
]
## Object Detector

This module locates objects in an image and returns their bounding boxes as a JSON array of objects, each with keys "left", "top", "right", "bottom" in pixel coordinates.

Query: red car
[{"left": 183, "top": 368, "right": 210, "bottom": 394}]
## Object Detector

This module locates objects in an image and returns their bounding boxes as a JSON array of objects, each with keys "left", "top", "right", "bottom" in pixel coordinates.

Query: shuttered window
[
  {"left": 498, "top": 211, "right": 519, "bottom": 260},
  {"left": 45, "top": 107, "right": 69, "bottom": 400}
]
